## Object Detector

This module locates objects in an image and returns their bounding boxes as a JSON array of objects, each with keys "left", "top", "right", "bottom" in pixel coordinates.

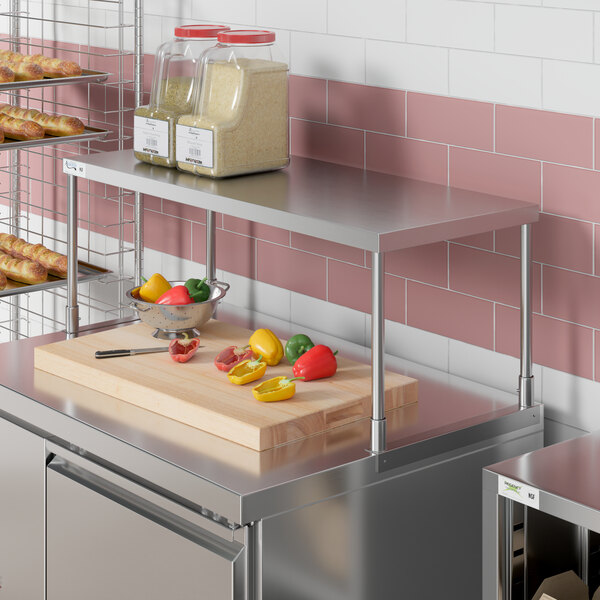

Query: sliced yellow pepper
[
  {"left": 252, "top": 376, "right": 303, "bottom": 402},
  {"left": 139, "top": 273, "right": 172, "bottom": 303},
  {"left": 249, "top": 328, "right": 283, "bottom": 366},
  {"left": 227, "top": 355, "right": 267, "bottom": 385}
]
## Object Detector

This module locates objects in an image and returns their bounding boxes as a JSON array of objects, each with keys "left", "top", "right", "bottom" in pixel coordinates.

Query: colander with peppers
[{"left": 126, "top": 278, "right": 229, "bottom": 340}]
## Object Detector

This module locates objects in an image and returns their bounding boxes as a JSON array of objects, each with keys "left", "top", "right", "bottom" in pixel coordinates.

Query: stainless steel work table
[
  {"left": 0, "top": 304, "right": 543, "bottom": 599},
  {"left": 483, "top": 431, "right": 600, "bottom": 599},
  {"left": 0, "top": 306, "right": 542, "bottom": 523},
  {"left": 46, "top": 151, "right": 543, "bottom": 598}
]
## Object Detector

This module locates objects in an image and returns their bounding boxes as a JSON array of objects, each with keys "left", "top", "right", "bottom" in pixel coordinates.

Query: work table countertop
[{"left": 0, "top": 305, "right": 541, "bottom": 525}]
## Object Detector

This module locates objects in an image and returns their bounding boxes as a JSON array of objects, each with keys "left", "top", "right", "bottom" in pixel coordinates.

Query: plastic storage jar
[
  {"left": 133, "top": 24, "right": 229, "bottom": 167},
  {"left": 176, "top": 29, "right": 289, "bottom": 178}
]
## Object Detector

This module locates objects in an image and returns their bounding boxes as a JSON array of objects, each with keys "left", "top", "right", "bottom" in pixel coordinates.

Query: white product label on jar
[
  {"left": 176, "top": 125, "right": 214, "bottom": 168},
  {"left": 498, "top": 475, "right": 539, "bottom": 509},
  {"left": 134, "top": 116, "right": 169, "bottom": 158}
]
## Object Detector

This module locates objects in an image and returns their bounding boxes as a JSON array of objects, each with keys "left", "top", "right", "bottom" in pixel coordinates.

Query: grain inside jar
[
  {"left": 133, "top": 24, "right": 229, "bottom": 168},
  {"left": 134, "top": 77, "right": 195, "bottom": 167},
  {"left": 176, "top": 30, "right": 289, "bottom": 178}
]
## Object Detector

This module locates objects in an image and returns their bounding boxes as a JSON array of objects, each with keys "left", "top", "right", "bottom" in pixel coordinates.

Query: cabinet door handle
[{"left": 46, "top": 441, "right": 239, "bottom": 543}]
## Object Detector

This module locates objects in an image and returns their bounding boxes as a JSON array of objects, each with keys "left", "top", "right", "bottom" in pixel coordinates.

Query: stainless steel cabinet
[
  {"left": 0, "top": 416, "right": 45, "bottom": 599},
  {"left": 46, "top": 449, "right": 246, "bottom": 600}
]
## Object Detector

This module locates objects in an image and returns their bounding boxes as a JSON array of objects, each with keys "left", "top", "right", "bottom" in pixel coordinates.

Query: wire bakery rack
[{"left": 0, "top": 0, "right": 140, "bottom": 341}]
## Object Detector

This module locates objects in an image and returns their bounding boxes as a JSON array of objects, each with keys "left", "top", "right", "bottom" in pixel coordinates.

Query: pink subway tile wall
[
  {"left": 495, "top": 106, "right": 593, "bottom": 168},
  {"left": 122, "top": 77, "right": 600, "bottom": 381},
  {"left": 407, "top": 93, "right": 493, "bottom": 151},
  {"left": 19, "top": 49, "right": 597, "bottom": 383},
  {"left": 449, "top": 147, "right": 541, "bottom": 204},
  {"left": 407, "top": 281, "right": 494, "bottom": 349},
  {"left": 329, "top": 82, "right": 405, "bottom": 136},
  {"left": 496, "top": 306, "right": 593, "bottom": 380}
]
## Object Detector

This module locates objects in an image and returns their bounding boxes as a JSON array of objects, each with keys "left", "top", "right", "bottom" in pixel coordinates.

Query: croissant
[
  {"left": 0, "top": 233, "right": 67, "bottom": 278},
  {"left": 0, "top": 104, "right": 84, "bottom": 136},
  {"left": 0, "top": 250, "right": 47, "bottom": 284}
]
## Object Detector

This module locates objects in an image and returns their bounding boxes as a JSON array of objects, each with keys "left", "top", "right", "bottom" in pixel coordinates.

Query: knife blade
[{"left": 95, "top": 347, "right": 170, "bottom": 359}]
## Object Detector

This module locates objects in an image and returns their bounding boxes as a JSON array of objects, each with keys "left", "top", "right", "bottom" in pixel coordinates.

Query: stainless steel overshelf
[
  {"left": 0, "top": 126, "right": 109, "bottom": 151},
  {"left": 0, "top": 307, "right": 543, "bottom": 526},
  {"left": 0, "top": 69, "right": 110, "bottom": 91},
  {"left": 0, "top": 261, "right": 110, "bottom": 298},
  {"left": 64, "top": 151, "right": 539, "bottom": 252}
]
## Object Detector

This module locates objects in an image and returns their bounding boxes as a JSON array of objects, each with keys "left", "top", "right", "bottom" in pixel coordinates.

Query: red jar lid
[
  {"left": 217, "top": 30, "right": 276, "bottom": 44},
  {"left": 174, "top": 24, "right": 230, "bottom": 38}
]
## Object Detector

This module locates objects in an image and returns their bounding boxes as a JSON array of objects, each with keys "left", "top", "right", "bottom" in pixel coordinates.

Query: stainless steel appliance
[{"left": 46, "top": 445, "right": 246, "bottom": 600}]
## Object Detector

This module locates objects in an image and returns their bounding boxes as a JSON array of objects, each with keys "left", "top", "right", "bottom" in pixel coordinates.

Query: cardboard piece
[{"left": 531, "top": 571, "right": 588, "bottom": 600}]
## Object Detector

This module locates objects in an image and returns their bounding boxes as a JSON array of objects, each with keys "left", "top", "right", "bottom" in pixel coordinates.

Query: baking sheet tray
[
  {"left": 0, "top": 260, "right": 110, "bottom": 298},
  {"left": 0, "top": 69, "right": 110, "bottom": 91},
  {"left": 0, "top": 126, "right": 109, "bottom": 150}
]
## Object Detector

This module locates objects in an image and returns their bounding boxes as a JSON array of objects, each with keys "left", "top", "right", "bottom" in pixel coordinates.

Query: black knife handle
[{"left": 95, "top": 349, "right": 131, "bottom": 359}]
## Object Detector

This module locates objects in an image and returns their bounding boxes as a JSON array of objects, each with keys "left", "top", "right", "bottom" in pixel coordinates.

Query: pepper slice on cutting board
[
  {"left": 292, "top": 344, "right": 338, "bottom": 381},
  {"left": 227, "top": 355, "right": 267, "bottom": 385},
  {"left": 249, "top": 328, "right": 283, "bottom": 366},
  {"left": 252, "top": 376, "right": 303, "bottom": 402},
  {"left": 285, "top": 333, "right": 314, "bottom": 365},
  {"left": 214, "top": 345, "right": 254, "bottom": 371},
  {"left": 139, "top": 273, "right": 171, "bottom": 303},
  {"left": 184, "top": 277, "right": 211, "bottom": 303},
  {"left": 168, "top": 337, "right": 200, "bottom": 363}
]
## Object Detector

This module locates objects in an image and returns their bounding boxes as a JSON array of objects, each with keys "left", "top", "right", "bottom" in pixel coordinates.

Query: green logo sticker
[{"left": 503, "top": 482, "right": 522, "bottom": 496}]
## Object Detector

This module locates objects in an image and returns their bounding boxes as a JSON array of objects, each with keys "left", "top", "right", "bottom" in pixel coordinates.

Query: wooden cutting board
[{"left": 34, "top": 321, "right": 418, "bottom": 451}]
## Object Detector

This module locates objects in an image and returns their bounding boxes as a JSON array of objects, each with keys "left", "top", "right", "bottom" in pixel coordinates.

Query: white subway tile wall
[
  {"left": 495, "top": 5, "right": 594, "bottom": 62},
  {"left": 7, "top": 0, "right": 600, "bottom": 116},
  {"left": 366, "top": 41, "right": 449, "bottom": 94},
  {"left": 449, "top": 50, "right": 542, "bottom": 108},
  {"left": 407, "top": 0, "right": 494, "bottom": 52}
]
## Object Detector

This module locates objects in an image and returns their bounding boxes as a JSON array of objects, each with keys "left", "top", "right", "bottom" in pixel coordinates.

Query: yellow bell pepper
[
  {"left": 139, "top": 273, "right": 171, "bottom": 303},
  {"left": 252, "top": 376, "right": 303, "bottom": 402},
  {"left": 227, "top": 355, "right": 267, "bottom": 385},
  {"left": 249, "top": 328, "right": 283, "bottom": 366}
]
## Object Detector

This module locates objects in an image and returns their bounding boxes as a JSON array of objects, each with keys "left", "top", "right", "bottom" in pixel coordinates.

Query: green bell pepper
[
  {"left": 285, "top": 333, "right": 315, "bottom": 365},
  {"left": 184, "top": 277, "right": 211, "bottom": 303}
]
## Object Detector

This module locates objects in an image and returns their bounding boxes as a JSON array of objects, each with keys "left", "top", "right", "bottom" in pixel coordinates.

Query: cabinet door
[
  {"left": 47, "top": 454, "right": 245, "bottom": 600},
  {"left": 0, "top": 417, "right": 45, "bottom": 599}
]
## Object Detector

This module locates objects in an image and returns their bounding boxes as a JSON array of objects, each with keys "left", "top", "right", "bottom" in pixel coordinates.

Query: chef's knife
[{"left": 95, "top": 347, "right": 170, "bottom": 359}]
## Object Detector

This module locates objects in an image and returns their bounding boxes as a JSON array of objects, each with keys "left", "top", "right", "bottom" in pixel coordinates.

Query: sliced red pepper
[
  {"left": 168, "top": 337, "right": 200, "bottom": 363},
  {"left": 214, "top": 345, "right": 254, "bottom": 371},
  {"left": 292, "top": 344, "right": 338, "bottom": 381},
  {"left": 156, "top": 285, "right": 194, "bottom": 305}
]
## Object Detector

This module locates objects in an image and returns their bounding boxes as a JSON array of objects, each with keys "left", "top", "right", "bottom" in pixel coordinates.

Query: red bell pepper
[
  {"left": 292, "top": 344, "right": 338, "bottom": 381},
  {"left": 168, "top": 337, "right": 200, "bottom": 363},
  {"left": 214, "top": 345, "right": 254, "bottom": 371},
  {"left": 156, "top": 285, "right": 194, "bottom": 305}
]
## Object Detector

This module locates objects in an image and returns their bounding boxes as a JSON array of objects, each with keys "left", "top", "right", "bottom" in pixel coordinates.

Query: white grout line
[
  {"left": 540, "top": 263, "right": 544, "bottom": 316},
  {"left": 493, "top": 103, "right": 496, "bottom": 153},
  {"left": 492, "top": 302, "right": 496, "bottom": 351}
]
